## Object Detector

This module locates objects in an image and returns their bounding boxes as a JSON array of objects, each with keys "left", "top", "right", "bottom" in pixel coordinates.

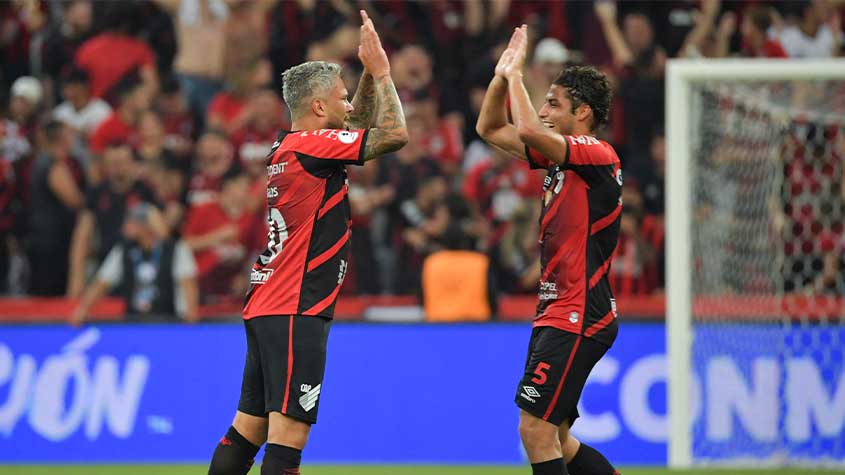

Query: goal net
[{"left": 666, "top": 60, "right": 845, "bottom": 468}]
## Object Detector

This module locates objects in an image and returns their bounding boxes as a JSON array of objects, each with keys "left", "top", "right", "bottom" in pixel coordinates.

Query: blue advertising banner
[{"left": 0, "top": 321, "right": 842, "bottom": 464}]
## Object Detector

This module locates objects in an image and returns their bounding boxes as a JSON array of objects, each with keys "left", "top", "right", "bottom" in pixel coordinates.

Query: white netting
[{"left": 688, "top": 79, "right": 845, "bottom": 466}]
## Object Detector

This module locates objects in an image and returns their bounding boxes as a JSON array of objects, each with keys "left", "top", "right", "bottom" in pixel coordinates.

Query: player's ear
[
  {"left": 312, "top": 98, "right": 327, "bottom": 118},
  {"left": 576, "top": 103, "right": 593, "bottom": 124}
]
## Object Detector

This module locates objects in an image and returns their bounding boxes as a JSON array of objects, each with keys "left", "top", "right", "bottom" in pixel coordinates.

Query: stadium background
[{"left": 0, "top": 0, "right": 843, "bottom": 473}]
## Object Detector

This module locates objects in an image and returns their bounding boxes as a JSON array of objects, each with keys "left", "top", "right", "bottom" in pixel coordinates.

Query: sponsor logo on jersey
[
  {"left": 615, "top": 169, "right": 623, "bottom": 186},
  {"left": 250, "top": 268, "right": 274, "bottom": 285},
  {"left": 267, "top": 186, "right": 278, "bottom": 198},
  {"left": 539, "top": 281, "right": 558, "bottom": 301},
  {"left": 267, "top": 161, "right": 288, "bottom": 177},
  {"left": 569, "top": 312, "right": 580, "bottom": 324},
  {"left": 520, "top": 385, "right": 541, "bottom": 403},
  {"left": 611, "top": 298, "right": 618, "bottom": 318},
  {"left": 299, "top": 384, "right": 321, "bottom": 412}
]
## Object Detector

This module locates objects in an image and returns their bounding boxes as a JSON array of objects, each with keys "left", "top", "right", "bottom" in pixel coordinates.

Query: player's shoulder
[
  {"left": 565, "top": 135, "right": 620, "bottom": 162},
  {"left": 284, "top": 128, "right": 361, "bottom": 142}
]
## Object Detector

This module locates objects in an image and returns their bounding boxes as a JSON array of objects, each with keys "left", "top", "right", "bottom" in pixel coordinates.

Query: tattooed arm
[
  {"left": 356, "top": 10, "right": 408, "bottom": 160},
  {"left": 362, "top": 74, "right": 408, "bottom": 160},
  {"left": 347, "top": 71, "right": 376, "bottom": 130}
]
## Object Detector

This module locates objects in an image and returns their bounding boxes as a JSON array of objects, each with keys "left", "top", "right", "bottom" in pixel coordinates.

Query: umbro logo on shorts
[
  {"left": 299, "top": 384, "right": 321, "bottom": 412},
  {"left": 520, "top": 385, "right": 541, "bottom": 403}
]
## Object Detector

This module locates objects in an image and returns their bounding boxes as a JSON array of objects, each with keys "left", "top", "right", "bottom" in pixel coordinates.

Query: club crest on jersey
[
  {"left": 338, "top": 130, "right": 359, "bottom": 144},
  {"left": 250, "top": 268, "right": 273, "bottom": 284}
]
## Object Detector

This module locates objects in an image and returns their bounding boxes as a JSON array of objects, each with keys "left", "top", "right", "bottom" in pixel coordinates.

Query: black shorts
[
  {"left": 515, "top": 326, "right": 609, "bottom": 427},
  {"left": 238, "top": 315, "right": 331, "bottom": 425}
]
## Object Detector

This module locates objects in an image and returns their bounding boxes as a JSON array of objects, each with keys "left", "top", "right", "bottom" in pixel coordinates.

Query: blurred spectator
[
  {"left": 609, "top": 202, "right": 660, "bottom": 297},
  {"left": 775, "top": 0, "right": 842, "bottom": 58},
  {"left": 463, "top": 146, "right": 542, "bottom": 249},
  {"left": 183, "top": 167, "right": 264, "bottom": 302},
  {"left": 26, "top": 120, "right": 85, "bottom": 296},
  {"left": 155, "top": 0, "right": 228, "bottom": 121},
  {"left": 0, "top": 99, "right": 36, "bottom": 294},
  {"left": 393, "top": 44, "right": 435, "bottom": 101},
  {"left": 375, "top": 116, "right": 441, "bottom": 290},
  {"left": 53, "top": 67, "right": 112, "bottom": 137},
  {"left": 494, "top": 202, "right": 541, "bottom": 294},
  {"left": 74, "top": 2, "right": 158, "bottom": 101},
  {"left": 137, "top": 111, "right": 176, "bottom": 167},
  {"left": 345, "top": 162, "right": 394, "bottom": 295},
  {"left": 740, "top": 6, "right": 788, "bottom": 58},
  {"left": 595, "top": 0, "right": 666, "bottom": 181},
  {"left": 9, "top": 76, "right": 43, "bottom": 138},
  {"left": 89, "top": 72, "right": 151, "bottom": 163},
  {"left": 187, "top": 130, "right": 233, "bottom": 206},
  {"left": 406, "top": 94, "right": 464, "bottom": 177},
  {"left": 67, "top": 142, "right": 161, "bottom": 297},
  {"left": 231, "top": 86, "right": 287, "bottom": 163},
  {"left": 70, "top": 202, "right": 198, "bottom": 324},
  {"left": 525, "top": 38, "right": 571, "bottom": 110},
  {"left": 0, "top": 0, "right": 45, "bottom": 88},
  {"left": 640, "top": 129, "right": 666, "bottom": 215},
  {"left": 156, "top": 76, "right": 195, "bottom": 158},
  {"left": 206, "top": 58, "right": 272, "bottom": 136},
  {"left": 40, "top": 0, "right": 93, "bottom": 95},
  {"left": 136, "top": 111, "right": 186, "bottom": 232},
  {"left": 679, "top": 0, "right": 736, "bottom": 59},
  {"left": 396, "top": 174, "right": 451, "bottom": 293}
]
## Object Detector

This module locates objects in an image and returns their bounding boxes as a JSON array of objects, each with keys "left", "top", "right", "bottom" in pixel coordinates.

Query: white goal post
[{"left": 666, "top": 59, "right": 845, "bottom": 469}]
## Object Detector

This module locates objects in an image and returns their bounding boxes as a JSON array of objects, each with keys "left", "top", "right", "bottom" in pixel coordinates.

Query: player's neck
[
  {"left": 290, "top": 117, "right": 327, "bottom": 132},
  {"left": 571, "top": 124, "right": 593, "bottom": 137}
]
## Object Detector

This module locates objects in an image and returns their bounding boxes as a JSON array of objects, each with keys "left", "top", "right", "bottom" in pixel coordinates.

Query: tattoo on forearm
[
  {"left": 363, "top": 75, "right": 407, "bottom": 160},
  {"left": 347, "top": 73, "right": 375, "bottom": 129}
]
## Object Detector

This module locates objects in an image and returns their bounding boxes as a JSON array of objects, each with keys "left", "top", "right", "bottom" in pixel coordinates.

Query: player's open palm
[
  {"left": 495, "top": 26, "right": 524, "bottom": 78},
  {"left": 358, "top": 10, "right": 390, "bottom": 77},
  {"left": 504, "top": 25, "right": 529, "bottom": 78},
  {"left": 495, "top": 48, "right": 514, "bottom": 78}
]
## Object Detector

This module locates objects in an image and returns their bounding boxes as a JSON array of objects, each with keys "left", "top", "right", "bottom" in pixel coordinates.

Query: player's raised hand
[
  {"left": 503, "top": 25, "right": 528, "bottom": 79},
  {"left": 494, "top": 26, "right": 522, "bottom": 78},
  {"left": 358, "top": 10, "right": 390, "bottom": 78}
]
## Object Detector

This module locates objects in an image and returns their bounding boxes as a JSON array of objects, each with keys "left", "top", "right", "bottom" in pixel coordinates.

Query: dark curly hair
[{"left": 552, "top": 66, "right": 613, "bottom": 131}]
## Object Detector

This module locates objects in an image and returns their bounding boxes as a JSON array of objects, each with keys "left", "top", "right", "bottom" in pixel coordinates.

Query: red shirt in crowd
[
  {"left": 75, "top": 33, "right": 155, "bottom": 98},
  {"left": 423, "top": 120, "right": 464, "bottom": 170},
  {"left": 88, "top": 113, "right": 137, "bottom": 154},
  {"left": 183, "top": 202, "right": 266, "bottom": 298},
  {"left": 207, "top": 92, "right": 247, "bottom": 132},
  {"left": 743, "top": 38, "right": 789, "bottom": 58}
]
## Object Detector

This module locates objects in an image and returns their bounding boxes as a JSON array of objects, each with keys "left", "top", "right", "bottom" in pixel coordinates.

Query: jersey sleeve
[
  {"left": 562, "top": 136, "right": 621, "bottom": 188},
  {"left": 524, "top": 145, "right": 553, "bottom": 170},
  {"left": 283, "top": 129, "right": 369, "bottom": 166}
]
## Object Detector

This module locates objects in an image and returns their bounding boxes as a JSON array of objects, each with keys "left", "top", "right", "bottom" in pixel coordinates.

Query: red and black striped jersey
[
  {"left": 243, "top": 128, "right": 369, "bottom": 320},
  {"left": 525, "top": 135, "right": 623, "bottom": 347}
]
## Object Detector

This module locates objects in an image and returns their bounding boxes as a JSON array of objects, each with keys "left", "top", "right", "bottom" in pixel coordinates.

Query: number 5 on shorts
[{"left": 531, "top": 362, "right": 551, "bottom": 385}]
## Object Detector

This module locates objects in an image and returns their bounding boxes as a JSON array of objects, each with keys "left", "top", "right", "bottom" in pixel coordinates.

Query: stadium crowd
[{"left": 0, "top": 0, "right": 842, "bottom": 319}]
